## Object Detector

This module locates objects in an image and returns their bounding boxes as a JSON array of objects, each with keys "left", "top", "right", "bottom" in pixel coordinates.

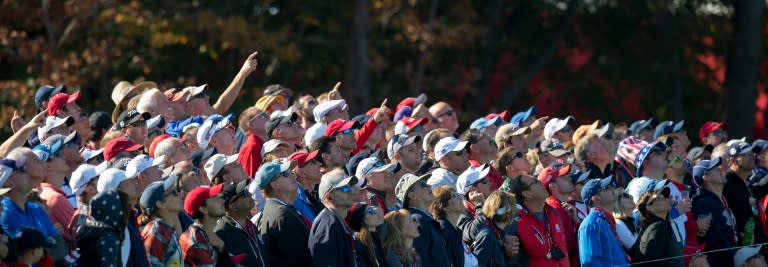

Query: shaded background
[{"left": 0, "top": 0, "right": 766, "bottom": 144}]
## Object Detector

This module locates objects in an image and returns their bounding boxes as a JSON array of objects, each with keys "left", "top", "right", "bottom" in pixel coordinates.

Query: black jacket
[
  {"left": 214, "top": 215, "right": 267, "bottom": 267},
  {"left": 631, "top": 214, "right": 683, "bottom": 267},
  {"left": 408, "top": 208, "right": 450, "bottom": 267},
  {"left": 309, "top": 208, "right": 357, "bottom": 267},
  {"left": 256, "top": 198, "right": 312, "bottom": 267},
  {"left": 723, "top": 172, "right": 755, "bottom": 236},
  {"left": 693, "top": 188, "right": 738, "bottom": 267},
  {"left": 462, "top": 214, "right": 507, "bottom": 267},
  {"left": 438, "top": 218, "right": 465, "bottom": 267}
]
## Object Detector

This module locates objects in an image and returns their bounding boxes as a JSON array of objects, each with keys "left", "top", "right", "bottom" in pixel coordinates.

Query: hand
[
  {"left": 529, "top": 116, "right": 550, "bottom": 130},
  {"left": 374, "top": 99, "right": 390, "bottom": 123},
  {"left": 688, "top": 254, "right": 708, "bottom": 267},
  {"left": 209, "top": 234, "right": 225, "bottom": 251},
  {"left": 25, "top": 109, "right": 48, "bottom": 129},
  {"left": 468, "top": 191, "right": 485, "bottom": 206},
  {"left": 500, "top": 235, "right": 520, "bottom": 258},
  {"left": 561, "top": 202, "right": 579, "bottom": 222},
  {"left": 10, "top": 110, "right": 26, "bottom": 133},
  {"left": 240, "top": 51, "right": 259, "bottom": 74},
  {"left": 328, "top": 82, "right": 343, "bottom": 100},
  {"left": 696, "top": 216, "right": 711, "bottom": 236}
]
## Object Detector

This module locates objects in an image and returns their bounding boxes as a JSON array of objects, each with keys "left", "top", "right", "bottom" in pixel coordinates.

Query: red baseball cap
[
  {"left": 324, "top": 119, "right": 360, "bottom": 136},
  {"left": 401, "top": 117, "right": 428, "bottom": 129},
  {"left": 538, "top": 164, "right": 572, "bottom": 189},
  {"left": 148, "top": 134, "right": 173, "bottom": 158},
  {"left": 288, "top": 150, "right": 320, "bottom": 168},
  {"left": 184, "top": 184, "right": 225, "bottom": 217},
  {"left": 103, "top": 137, "right": 145, "bottom": 161},
  {"left": 47, "top": 91, "right": 81, "bottom": 116},
  {"left": 698, "top": 121, "right": 728, "bottom": 142},
  {"left": 366, "top": 107, "right": 395, "bottom": 119},
  {"left": 485, "top": 110, "right": 511, "bottom": 122},
  {"left": 164, "top": 88, "right": 187, "bottom": 102}
]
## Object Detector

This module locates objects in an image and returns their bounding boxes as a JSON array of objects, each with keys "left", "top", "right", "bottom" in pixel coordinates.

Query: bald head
[{"left": 429, "top": 102, "right": 458, "bottom": 131}]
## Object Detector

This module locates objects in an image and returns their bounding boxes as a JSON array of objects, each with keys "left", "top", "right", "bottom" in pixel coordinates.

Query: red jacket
[
  {"left": 516, "top": 204, "right": 570, "bottom": 267},
  {"left": 545, "top": 197, "right": 579, "bottom": 267},
  {"left": 352, "top": 119, "right": 378, "bottom": 155},
  {"left": 239, "top": 134, "right": 265, "bottom": 178}
]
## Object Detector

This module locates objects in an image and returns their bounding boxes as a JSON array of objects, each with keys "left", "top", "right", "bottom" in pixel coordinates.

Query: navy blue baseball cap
[
  {"left": 728, "top": 140, "right": 758, "bottom": 157},
  {"left": 692, "top": 157, "right": 722, "bottom": 186},
  {"left": 654, "top": 120, "right": 685, "bottom": 139},
  {"left": 628, "top": 117, "right": 655, "bottom": 136},
  {"left": 34, "top": 85, "right": 66, "bottom": 110},
  {"left": 634, "top": 140, "right": 670, "bottom": 177},
  {"left": 581, "top": 175, "right": 614, "bottom": 206}
]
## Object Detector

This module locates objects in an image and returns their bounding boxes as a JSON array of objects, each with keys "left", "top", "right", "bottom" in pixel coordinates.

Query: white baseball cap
[
  {"left": 196, "top": 115, "right": 233, "bottom": 149},
  {"left": 387, "top": 134, "right": 422, "bottom": 159},
  {"left": 125, "top": 154, "right": 165, "bottom": 179},
  {"left": 355, "top": 157, "right": 398, "bottom": 179},
  {"left": 204, "top": 153, "right": 239, "bottom": 179},
  {"left": 734, "top": 245, "right": 763, "bottom": 267},
  {"left": 80, "top": 148, "right": 104, "bottom": 161},
  {"left": 434, "top": 137, "right": 468, "bottom": 161},
  {"left": 304, "top": 123, "right": 327, "bottom": 147},
  {"left": 70, "top": 163, "right": 107, "bottom": 197},
  {"left": 146, "top": 115, "right": 165, "bottom": 129},
  {"left": 312, "top": 99, "right": 347, "bottom": 122},
  {"left": 37, "top": 116, "right": 75, "bottom": 141},
  {"left": 183, "top": 84, "right": 208, "bottom": 101},
  {"left": 97, "top": 168, "right": 131, "bottom": 193},
  {"left": 456, "top": 164, "right": 491, "bottom": 195},
  {"left": 543, "top": 116, "right": 575, "bottom": 139},
  {"left": 261, "top": 139, "right": 291, "bottom": 157}
]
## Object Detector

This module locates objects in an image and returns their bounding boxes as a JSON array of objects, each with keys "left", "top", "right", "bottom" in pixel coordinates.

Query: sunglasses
[
  {"left": 410, "top": 125, "right": 424, "bottom": 132},
  {"left": 451, "top": 150, "right": 465, "bottom": 157},
  {"left": 335, "top": 185, "right": 353, "bottom": 193},
  {"left": 559, "top": 126, "right": 573, "bottom": 133},
  {"left": 512, "top": 151, "right": 525, "bottom": 159},
  {"left": 341, "top": 129, "right": 353, "bottom": 135},
  {"left": 365, "top": 206, "right": 378, "bottom": 215},
  {"left": 437, "top": 110, "right": 454, "bottom": 118}
]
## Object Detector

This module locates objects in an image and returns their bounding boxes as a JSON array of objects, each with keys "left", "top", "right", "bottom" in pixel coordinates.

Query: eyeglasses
[
  {"left": 335, "top": 185, "right": 353, "bottom": 193},
  {"left": 437, "top": 110, "right": 454, "bottom": 118},
  {"left": 512, "top": 151, "right": 525, "bottom": 159},
  {"left": 451, "top": 150, "right": 465, "bottom": 157},
  {"left": 365, "top": 206, "right": 378, "bottom": 215}
]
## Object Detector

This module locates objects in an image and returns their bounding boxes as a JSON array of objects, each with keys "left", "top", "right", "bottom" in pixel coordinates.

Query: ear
[
  {"left": 504, "top": 164, "right": 515, "bottom": 176},
  {"left": 591, "top": 195, "right": 600, "bottom": 205},
  {"left": 321, "top": 153, "right": 330, "bottom": 162},
  {"left": 469, "top": 143, "right": 478, "bottom": 153},
  {"left": 198, "top": 205, "right": 208, "bottom": 216},
  {"left": 521, "top": 189, "right": 533, "bottom": 199}
]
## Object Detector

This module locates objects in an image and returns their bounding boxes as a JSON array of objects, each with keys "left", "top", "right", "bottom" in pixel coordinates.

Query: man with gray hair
[
  {"left": 309, "top": 168, "right": 359, "bottom": 266},
  {"left": 154, "top": 137, "right": 191, "bottom": 166},
  {"left": 137, "top": 88, "right": 175, "bottom": 121}
]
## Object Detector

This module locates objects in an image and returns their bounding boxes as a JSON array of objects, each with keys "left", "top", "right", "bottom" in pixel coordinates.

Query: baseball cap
[
  {"left": 387, "top": 134, "right": 422, "bottom": 159},
  {"left": 654, "top": 120, "right": 686, "bottom": 139},
  {"left": 485, "top": 110, "right": 511, "bottom": 122},
  {"left": 355, "top": 157, "right": 398, "bottom": 179},
  {"left": 103, "top": 137, "right": 145, "bottom": 161},
  {"left": 35, "top": 85, "right": 65, "bottom": 110},
  {"left": 263, "top": 84, "right": 292, "bottom": 97},
  {"left": 147, "top": 115, "right": 165, "bottom": 130},
  {"left": 266, "top": 112, "right": 299, "bottom": 139},
  {"left": 456, "top": 164, "right": 491, "bottom": 195},
  {"left": 288, "top": 150, "right": 320, "bottom": 168},
  {"left": 539, "top": 139, "right": 569, "bottom": 157},
  {"left": 543, "top": 116, "right": 575, "bottom": 139},
  {"left": 113, "top": 109, "right": 151, "bottom": 130},
  {"left": 16, "top": 228, "right": 56, "bottom": 251},
  {"left": 139, "top": 177, "right": 177, "bottom": 214},
  {"left": 687, "top": 145, "right": 714, "bottom": 162},
  {"left": 318, "top": 171, "right": 359, "bottom": 200},
  {"left": 510, "top": 106, "right": 536, "bottom": 127},
  {"left": 734, "top": 245, "right": 763, "bottom": 267},
  {"left": 81, "top": 148, "right": 104, "bottom": 162},
  {"left": 304, "top": 123, "right": 327, "bottom": 147},
  {"left": 469, "top": 116, "right": 502, "bottom": 131},
  {"left": 313, "top": 99, "right": 347, "bottom": 122},
  {"left": 538, "top": 163, "right": 572, "bottom": 189},
  {"left": 183, "top": 84, "right": 208, "bottom": 101},
  {"left": 70, "top": 163, "right": 106, "bottom": 197},
  {"left": 126, "top": 154, "right": 165, "bottom": 179},
  {"left": 261, "top": 139, "right": 290, "bottom": 157},
  {"left": 628, "top": 118, "right": 656, "bottom": 135},
  {"left": 184, "top": 183, "right": 225, "bottom": 217},
  {"left": 570, "top": 169, "right": 592, "bottom": 185},
  {"left": 112, "top": 81, "right": 157, "bottom": 105},
  {"left": 396, "top": 93, "right": 427, "bottom": 112},
  {"left": 254, "top": 160, "right": 295, "bottom": 188},
  {"left": 221, "top": 179, "right": 250, "bottom": 206},
  {"left": 37, "top": 116, "right": 75, "bottom": 141},
  {"left": 204, "top": 154, "right": 239, "bottom": 179},
  {"left": 0, "top": 158, "right": 25, "bottom": 194},
  {"left": 434, "top": 137, "right": 468, "bottom": 161},
  {"left": 699, "top": 121, "right": 728, "bottom": 142},
  {"left": 47, "top": 91, "right": 81, "bottom": 116},
  {"left": 581, "top": 175, "right": 614, "bottom": 206},
  {"left": 345, "top": 151, "right": 374, "bottom": 179},
  {"left": 254, "top": 95, "right": 287, "bottom": 111},
  {"left": 634, "top": 140, "right": 669, "bottom": 177},
  {"left": 89, "top": 111, "right": 112, "bottom": 130},
  {"left": 494, "top": 124, "right": 530, "bottom": 146},
  {"left": 393, "top": 106, "right": 413, "bottom": 122},
  {"left": 692, "top": 157, "right": 722, "bottom": 186},
  {"left": 394, "top": 117, "right": 429, "bottom": 135},
  {"left": 148, "top": 134, "right": 173, "bottom": 158},
  {"left": 394, "top": 173, "right": 431, "bottom": 202},
  {"left": 32, "top": 135, "right": 64, "bottom": 161},
  {"left": 345, "top": 202, "right": 371, "bottom": 232},
  {"left": 753, "top": 139, "right": 768, "bottom": 154},
  {"left": 196, "top": 114, "right": 234, "bottom": 149},
  {"left": 324, "top": 119, "right": 360, "bottom": 137},
  {"left": 729, "top": 140, "right": 758, "bottom": 157},
  {"left": 97, "top": 168, "right": 131, "bottom": 193}
]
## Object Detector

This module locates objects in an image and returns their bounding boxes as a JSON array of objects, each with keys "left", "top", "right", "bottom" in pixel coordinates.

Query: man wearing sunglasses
[
  {"left": 215, "top": 179, "right": 267, "bottom": 267},
  {"left": 456, "top": 164, "right": 492, "bottom": 217},
  {"left": 356, "top": 157, "right": 399, "bottom": 214},
  {"left": 495, "top": 124, "right": 530, "bottom": 151},
  {"left": 396, "top": 173, "right": 450, "bottom": 267},
  {"left": 428, "top": 102, "right": 459, "bottom": 132},
  {"left": 237, "top": 107, "right": 270, "bottom": 177},
  {"left": 255, "top": 160, "right": 312, "bottom": 266},
  {"left": 536, "top": 139, "right": 569, "bottom": 176},
  {"left": 33, "top": 135, "right": 76, "bottom": 234},
  {"left": 266, "top": 109, "right": 304, "bottom": 149},
  {"left": 539, "top": 163, "right": 580, "bottom": 267},
  {"left": 461, "top": 130, "right": 503, "bottom": 190},
  {"left": 388, "top": 134, "right": 423, "bottom": 175},
  {"left": 577, "top": 176, "right": 628, "bottom": 266},
  {"left": 699, "top": 121, "right": 729, "bottom": 146},
  {"left": 723, "top": 140, "right": 761, "bottom": 245},
  {"left": 428, "top": 137, "right": 471, "bottom": 189},
  {"left": 309, "top": 169, "right": 360, "bottom": 267},
  {"left": 114, "top": 109, "right": 152, "bottom": 147},
  {"left": 289, "top": 151, "right": 324, "bottom": 222},
  {"left": 323, "top": 119, "right": 360, "bottom": 156}
]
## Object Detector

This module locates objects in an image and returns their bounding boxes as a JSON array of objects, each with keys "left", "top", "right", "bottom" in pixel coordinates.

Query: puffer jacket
[{"left": 76, "top": 190, "right": 125, "bottom": 267}]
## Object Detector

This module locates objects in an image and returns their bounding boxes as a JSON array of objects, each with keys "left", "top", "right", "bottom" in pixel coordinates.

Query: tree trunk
[
  {"left": 724, "top": 0, "right": 764, "bottom": 138},
  {"left": 344, "top": 0, "right": 370, "bottom": 114}
]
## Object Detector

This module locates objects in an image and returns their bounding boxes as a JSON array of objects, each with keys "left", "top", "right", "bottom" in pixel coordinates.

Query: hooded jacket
[{"left": 76, "top": 190, "right": 124, "bottom": 267}]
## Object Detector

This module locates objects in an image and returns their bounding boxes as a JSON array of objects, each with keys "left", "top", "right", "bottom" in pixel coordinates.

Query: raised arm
[
  {"left": 0, "top": 109, "right": 46, "bottom": 157},
  {"left": 211, "top": 51, "right": 259, "bottom": 115}
]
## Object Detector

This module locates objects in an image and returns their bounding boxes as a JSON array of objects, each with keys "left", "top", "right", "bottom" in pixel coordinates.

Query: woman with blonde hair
[
  {"left": 462, "top": 190, "right": 520, "bottom": 266},
  {"left": 612, "top": 190, "right": 639, "bottom": 250},
  {"left": 383, "top": 209, "right": 420, "bottom": 267}
]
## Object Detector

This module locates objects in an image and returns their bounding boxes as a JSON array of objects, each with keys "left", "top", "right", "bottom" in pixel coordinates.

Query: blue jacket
[
  {"left": 1, "top": 198, "right": 59, "bottom": 239},
  {"left": 409, "top": 207, "right": 450, "bottom": 267},
  {"left": 578, "top": 208, "right": 629, "bottom": 267}
]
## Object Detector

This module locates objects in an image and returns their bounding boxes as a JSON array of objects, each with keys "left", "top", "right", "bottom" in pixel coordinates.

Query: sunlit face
[
  {"left": 401, "top": 215, "right": 420, "bottom": 238},
  {"left": 363, "top": 205, "right": 385, "bottom": 228}
]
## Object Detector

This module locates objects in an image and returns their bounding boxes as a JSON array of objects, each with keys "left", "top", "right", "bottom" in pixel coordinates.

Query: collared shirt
[
  {"left": 179, "top": 224, "right": 217, "bottom": 266},
  {"left": 141, "top": 219, "right": 182, "bottom": 267},
  {"left": 1, "top": 197, "right": 60, "bottom": 239},
  {"left": 294, "top": 185, "right": 319, "bottom": 222}
]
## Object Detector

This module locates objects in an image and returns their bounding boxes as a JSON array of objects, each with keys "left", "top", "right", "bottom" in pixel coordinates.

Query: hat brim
[
  {"left": 547, "top": 149, "right": 569, "bottom": 157},
  {"left": 510, "top": 126, "right": 531, "bottom": 136},
  {"left": 332, "top": 176, "right": 359, "bottom": 191}
]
